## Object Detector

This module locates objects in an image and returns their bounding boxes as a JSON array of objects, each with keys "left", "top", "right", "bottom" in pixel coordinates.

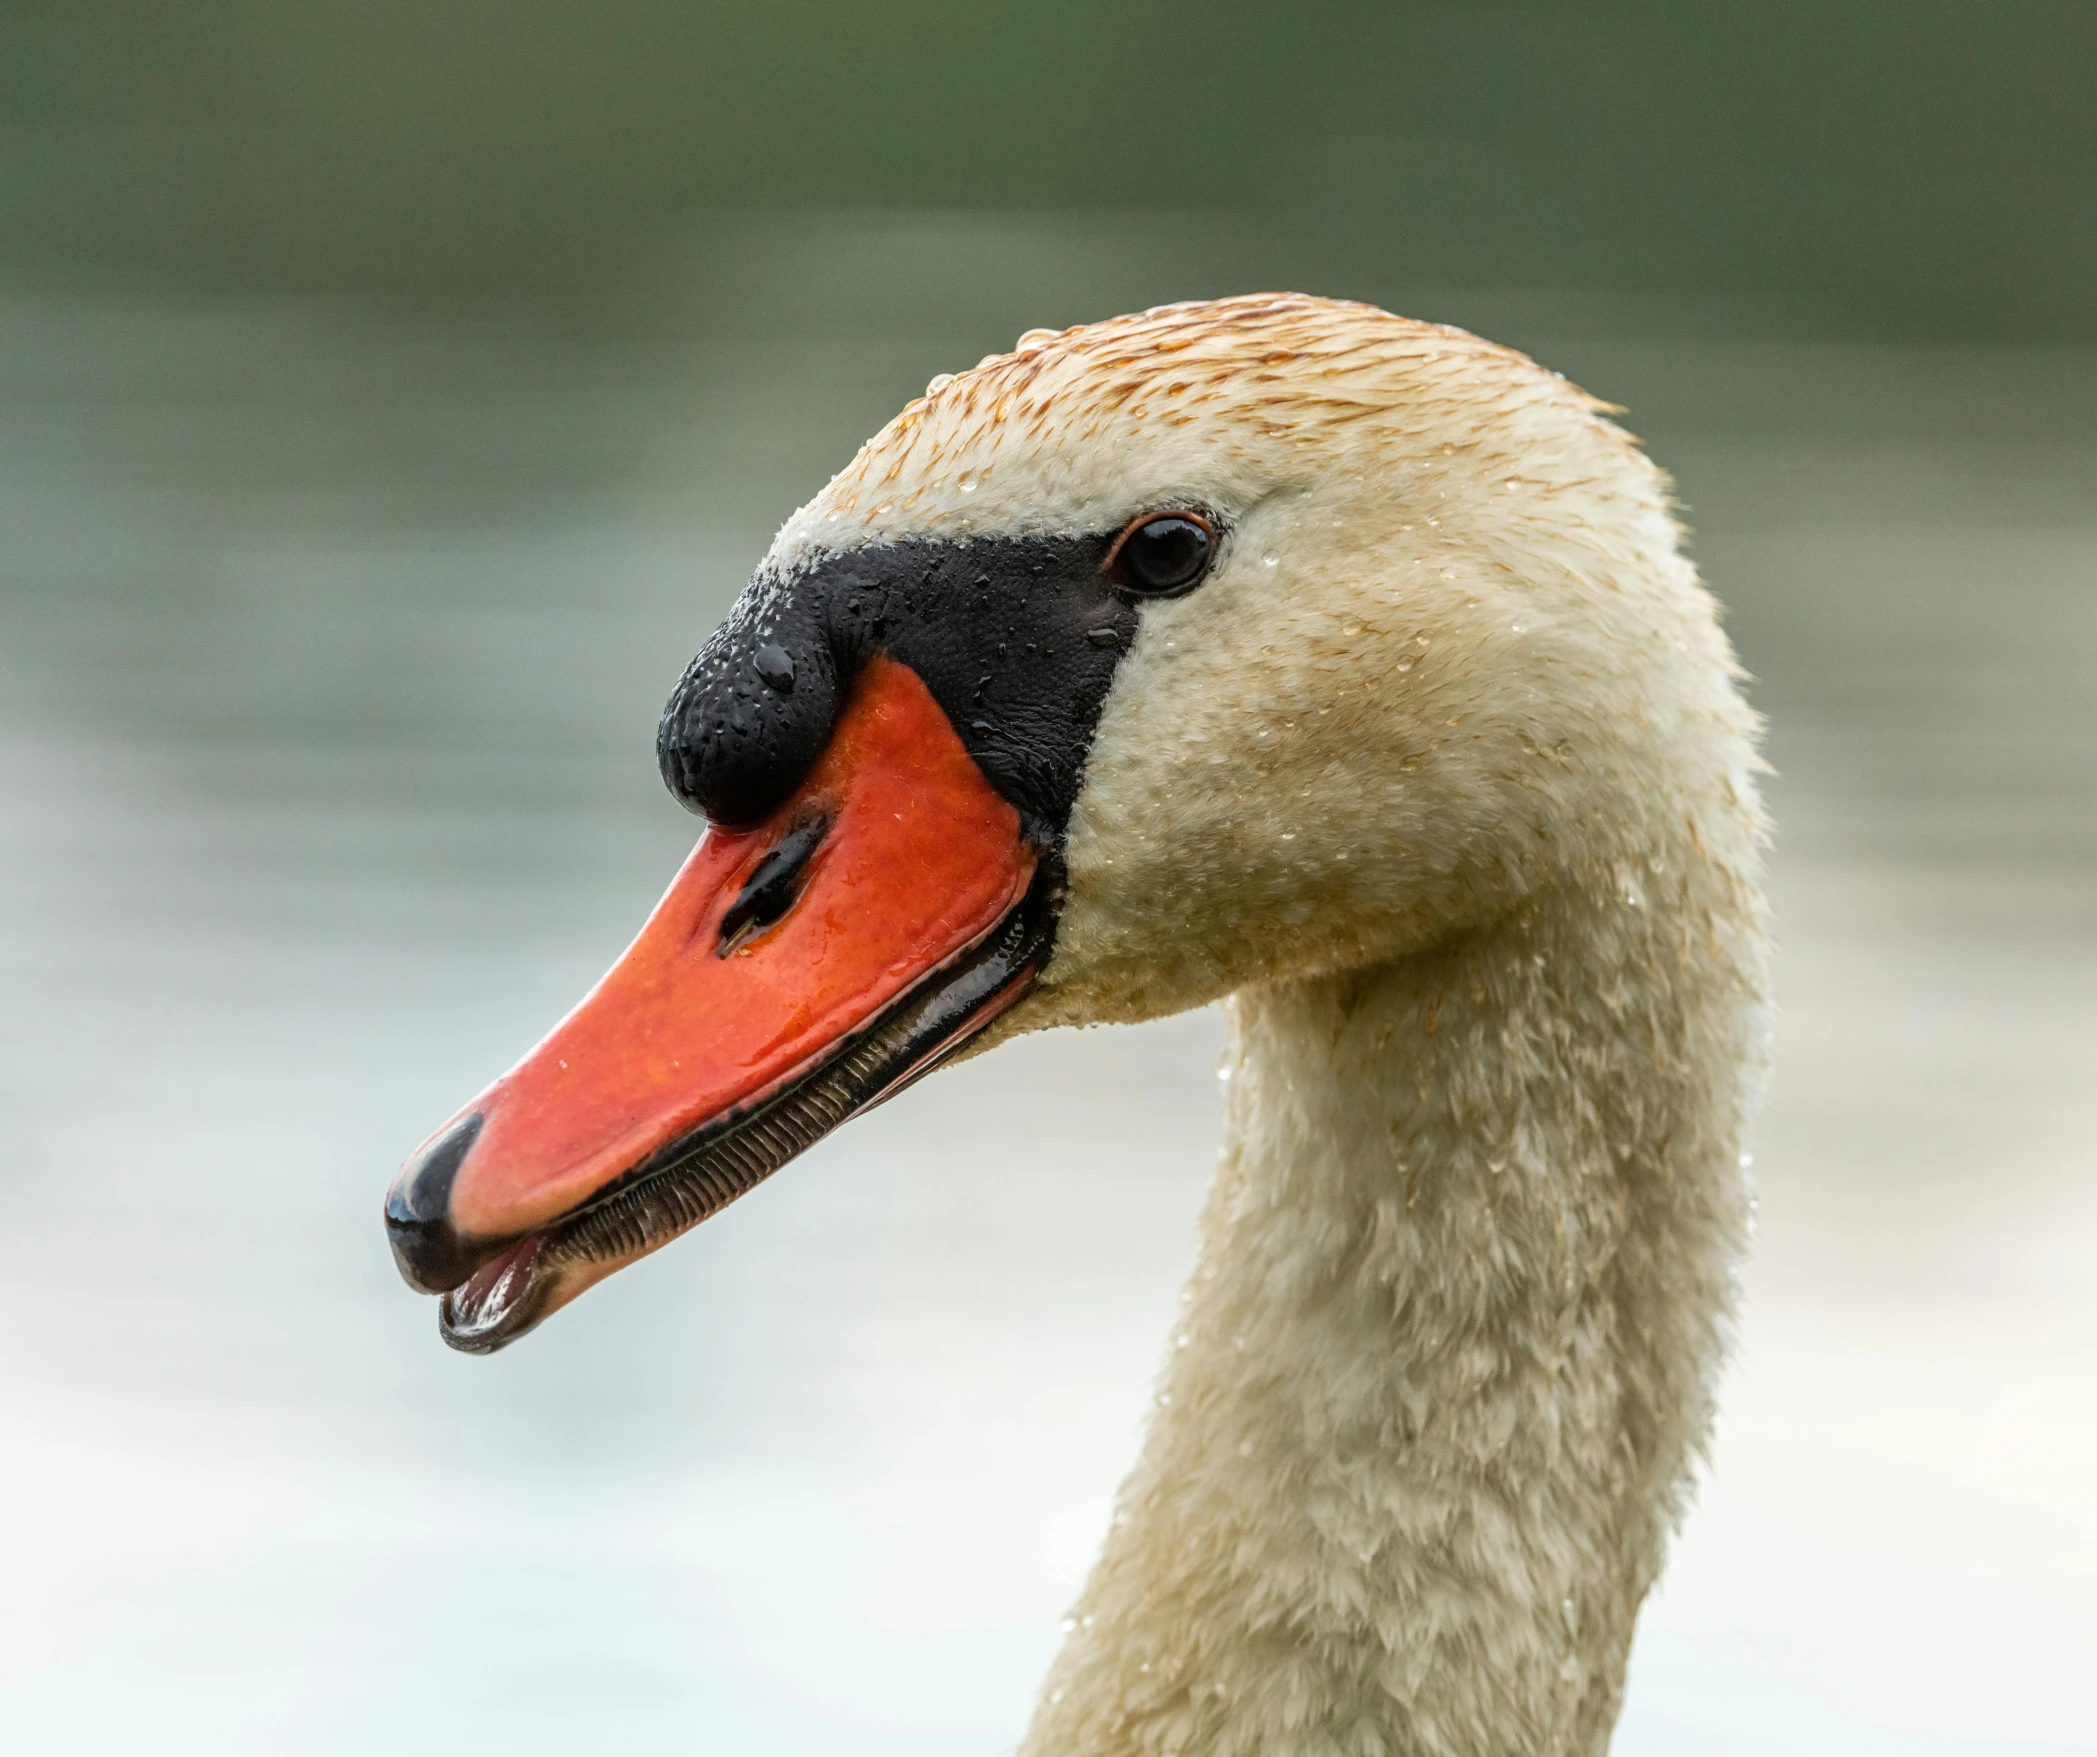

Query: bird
[{"left": 384, "top": 294, "right": 1771, "bottom": 1757}]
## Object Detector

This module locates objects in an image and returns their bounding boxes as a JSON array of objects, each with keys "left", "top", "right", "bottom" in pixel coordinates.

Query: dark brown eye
[{"left": 1104, "top": 511, "right": 1215, "bottom": 597}]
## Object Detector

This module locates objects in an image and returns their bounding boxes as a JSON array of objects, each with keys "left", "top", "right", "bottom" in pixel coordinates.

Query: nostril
[
  {"left": 385, "top": 1111, "right": 486, "bottom": 1293},
  {"left": 718, "top": 815, "right": 831, "bottom": 955}
]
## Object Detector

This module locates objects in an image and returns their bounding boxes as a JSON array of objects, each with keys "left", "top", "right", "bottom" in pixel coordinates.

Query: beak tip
[{"left": 384, "top": 1110, "right": 490, "bottom": 1294}]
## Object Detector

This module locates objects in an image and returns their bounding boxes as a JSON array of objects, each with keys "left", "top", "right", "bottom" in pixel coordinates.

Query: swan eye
[{"left": 1104, "top": 512, "right": 1215, "bottom": 597}]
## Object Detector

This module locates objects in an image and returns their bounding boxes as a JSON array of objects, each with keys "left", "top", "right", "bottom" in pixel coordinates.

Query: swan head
[{"left": 383, "top": 294, "right": 1760, "bottom": 1351}]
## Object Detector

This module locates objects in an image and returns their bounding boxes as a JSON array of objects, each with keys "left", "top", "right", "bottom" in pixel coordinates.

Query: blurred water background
[{"left": 2, "top": 7, "right": 2093, "bottom": 1754}]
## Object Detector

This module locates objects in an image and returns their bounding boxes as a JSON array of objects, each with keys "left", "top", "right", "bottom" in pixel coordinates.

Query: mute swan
[{"left": 385, "top": 294, "right": 1770, "bottom": 1756}]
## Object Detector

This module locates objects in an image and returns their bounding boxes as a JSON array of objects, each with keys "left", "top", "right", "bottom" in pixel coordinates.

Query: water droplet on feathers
[{"left": 753, "top": 644, "right": 796, "bottom": 693}]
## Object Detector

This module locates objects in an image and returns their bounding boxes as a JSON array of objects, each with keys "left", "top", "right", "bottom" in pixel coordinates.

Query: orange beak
[{"left": 384, "top": 655, "right": 1050, "bottom": 1351}]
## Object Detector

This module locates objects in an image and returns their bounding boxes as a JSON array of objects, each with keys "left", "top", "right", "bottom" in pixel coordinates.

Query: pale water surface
[{"left": 1, "top": 244, "right": 2092, "bottom": 1754}]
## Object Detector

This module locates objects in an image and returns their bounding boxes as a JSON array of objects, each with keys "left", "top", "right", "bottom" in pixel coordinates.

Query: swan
[{"left": 384, "top": 294, "right": 1770, "bottom": 1756}]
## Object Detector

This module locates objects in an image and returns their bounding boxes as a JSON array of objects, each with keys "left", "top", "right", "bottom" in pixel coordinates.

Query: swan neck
[{"left": 1022, "top": 879, "right": 1765, "bottom": 1757}]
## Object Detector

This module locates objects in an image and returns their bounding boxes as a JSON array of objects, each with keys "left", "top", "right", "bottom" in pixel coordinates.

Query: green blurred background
[
  {"left": 2, "top": 7, "right": 2093, "bottom": 1756},
  {"left": 6, "top": 0, "right": 2093, "bottom": 335}
]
